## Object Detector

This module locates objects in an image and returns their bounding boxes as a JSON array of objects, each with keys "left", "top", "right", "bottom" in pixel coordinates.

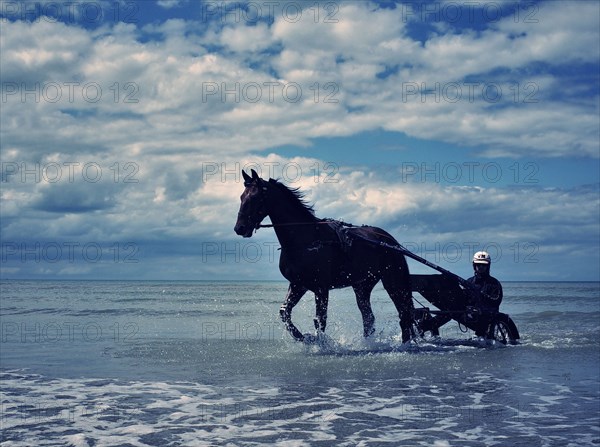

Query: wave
[{"left": 1, "top": 367, "right": 598, "bottom": 447}]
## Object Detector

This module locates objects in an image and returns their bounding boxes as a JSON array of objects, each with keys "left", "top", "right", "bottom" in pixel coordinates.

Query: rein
[{"left": 255, "top": 220, "right": 355, "bottom": 230}]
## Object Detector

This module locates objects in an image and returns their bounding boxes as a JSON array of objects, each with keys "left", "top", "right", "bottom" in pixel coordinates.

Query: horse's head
[{"left": 234, "top": 169, "right": 269, "bottom": 238}]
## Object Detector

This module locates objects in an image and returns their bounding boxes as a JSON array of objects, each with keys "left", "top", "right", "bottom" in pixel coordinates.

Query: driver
[{"left": 467, "top": 251, "right": 503, "bottom": 337}]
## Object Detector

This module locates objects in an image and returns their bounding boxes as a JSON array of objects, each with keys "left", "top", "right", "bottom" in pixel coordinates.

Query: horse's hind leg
[
  {"left": 398, "top": 296, "right": 417, "bottom": 343},
  {"left": 381, "top": 258, "right": 416, "bottom": 343},
  {"left": 353, "top": 278, "right": 378, "bottom": 337},
  {"left": 386, "top": 288, "right": 416, "bottom": 343},
  {"left": 279, "top": 282, "right": 307, "bottom": 341},
  {"left": 314, "top": 288, "right": 329, "bottom": 333}
]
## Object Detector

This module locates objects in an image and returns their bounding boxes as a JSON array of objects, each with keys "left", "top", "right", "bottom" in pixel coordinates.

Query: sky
[{"left": 0, "top": 0, "right": 599, "bottom": 281}]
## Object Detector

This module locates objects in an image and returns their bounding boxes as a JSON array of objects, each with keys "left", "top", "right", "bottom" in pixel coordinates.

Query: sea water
[{"left": 1, "top": 280, "right": 599, "bottom": 446}]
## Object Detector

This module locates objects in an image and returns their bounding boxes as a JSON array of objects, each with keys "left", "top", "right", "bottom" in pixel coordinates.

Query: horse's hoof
[
  {"left": 279, "top": 307, "right": 289, "bottom": 323},
  {"left": 302, "top": 333, "right": 318, "bottom": 344}
]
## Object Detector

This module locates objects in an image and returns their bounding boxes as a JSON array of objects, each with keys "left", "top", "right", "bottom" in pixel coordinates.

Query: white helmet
[{"left": 473, "top": 251, "right": 491, "bottom": 264}]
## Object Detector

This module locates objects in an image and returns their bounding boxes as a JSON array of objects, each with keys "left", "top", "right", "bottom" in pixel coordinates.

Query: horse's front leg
[
  {"left": 279, "top": 282, "right": 308, "bottom": 341},
  {"left": 353, "top": 278, "right": 378, "bottom": 337},
  {"left": 314, "top": 289, "right": 330, "bottom": 334}
]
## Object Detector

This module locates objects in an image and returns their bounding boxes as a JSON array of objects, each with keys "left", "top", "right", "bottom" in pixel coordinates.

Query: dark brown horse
[{"left": 234, "top": 169, "right": 415, "bottom": 343}]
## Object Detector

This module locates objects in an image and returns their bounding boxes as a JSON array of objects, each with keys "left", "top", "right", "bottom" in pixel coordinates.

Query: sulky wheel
[{"left": 487, "top": 314, "right": 520, "bottom": 345}]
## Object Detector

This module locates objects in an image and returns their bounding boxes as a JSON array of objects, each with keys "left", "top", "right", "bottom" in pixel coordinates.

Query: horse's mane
[{"left": 268, "top": 178, "right": 316, "bottom": 218}]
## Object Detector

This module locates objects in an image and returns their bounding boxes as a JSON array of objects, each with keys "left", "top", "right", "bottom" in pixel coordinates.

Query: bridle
[{"left": 238, "top": 180, "right": 270, "bottom": 232}]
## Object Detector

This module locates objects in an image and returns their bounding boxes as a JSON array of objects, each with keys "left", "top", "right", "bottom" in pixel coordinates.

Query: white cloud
[
  {"left": 157, "top": 0, "right": 186, "bottom": 9},
  {"left": 0, "top": 1, "right": 598, "bottom": 280},
  {"left": 2, "top": 1, "right": 598, "bottom": 160},
  {"left": 220, "top": 22, "right": 273, "bottom": 53},
  {"left": 1, "top": 149, "right": 597, "bottom": 279}
]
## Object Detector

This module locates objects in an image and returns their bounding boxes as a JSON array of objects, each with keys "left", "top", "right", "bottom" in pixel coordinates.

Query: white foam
[
  {"left": 63, "top": 434, "right": 90, "bottom": 447},
  {"left": 2, "top": 365, "right": 598, "bottom": 447}
]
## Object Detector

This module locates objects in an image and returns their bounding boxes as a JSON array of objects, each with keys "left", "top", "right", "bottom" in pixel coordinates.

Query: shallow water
[{"left": 1, "top": 280, "right": 599, "bottom": 446}]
